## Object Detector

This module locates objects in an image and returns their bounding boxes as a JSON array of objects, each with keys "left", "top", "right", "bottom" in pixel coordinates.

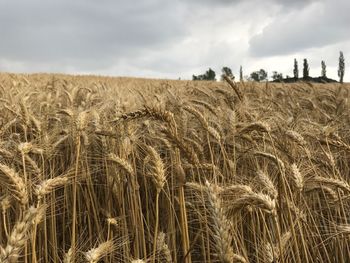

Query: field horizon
[
  {"left": 0, "top": 72, "right": 350, "bottom": 262},
  {"left": 1, "top": 72, "right": 348, "bottom": 84}
]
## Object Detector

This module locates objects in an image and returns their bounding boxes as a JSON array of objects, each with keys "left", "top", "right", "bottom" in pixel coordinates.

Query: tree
[
  {"left": 250, "top": 72, "right": 259, "bottom": 82},
  {"left": 239, "top": 66, "right": 243, "bottom": 81},
  {"left": 338, "top": 51, "right": 345, "bottom": 83},
  {"left": 193, "top": 68, "right": 216, "bottom": 81},
  {"left": 272, "top": 71, "right": 283, "bottom": 81},
  {"left": 250, "top": 69, "right": 268, "bottom": 82},
  {"left": 321, "top": 60, "right": 327, "bottom": 78},
  {"left": 192, "top": 75, "right": 199, "bottom": 81},
  {"left": 206, "top": 68, "right": 216, "bottom": 81},
  {"left": 221, "top": 67, "right": 234, "bottom": 81},
  {"left": 303, "top": 58, "right": 309, "bottom": 79},
  {"left": 259, "top": 69, "right": 268, "bottom": 81},
  {"left": 293, "top": 59, "right": 299, "bottom": 79}
]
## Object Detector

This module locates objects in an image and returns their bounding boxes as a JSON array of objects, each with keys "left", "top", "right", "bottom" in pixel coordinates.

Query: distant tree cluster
[
  {"left": 193, "top": 66, "right": 237, "bottom": 81},
  {"left": 272, "top": 71, "right": 283, "bottom": 81},
  {"left": 192, "top": 68, "right": 216, "bottom": 81},
  {"left": 192, "top": 51, "right": 346, "bottom": 83},
  {"left": 273, "top": 52, "right": 345, "bottom": 83},
  {"left": 250, "top": 69, "right": 267, "bottom": 82}
]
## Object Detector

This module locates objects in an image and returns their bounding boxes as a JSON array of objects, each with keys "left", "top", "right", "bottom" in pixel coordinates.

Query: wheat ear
[
  {"left": 146, "top": 146, "right": 166, "bottom": 263},
  {"left": 156, "top": 232, "right": 172, "bottom": 263},
  {"left": 0, "top": 206, "right": 44, "bottom": 262},
  {"left": 0, "top": 164, "right": 28, "bottom": 206},
  {"left": 84, "top": 240, "right": 115, "bottom": 263},
  {"left": 204, "top": 180, "right": 246, "bottom": 263},
  {"left": 35, "top": 175, "right": 69, "bottom": 200}
]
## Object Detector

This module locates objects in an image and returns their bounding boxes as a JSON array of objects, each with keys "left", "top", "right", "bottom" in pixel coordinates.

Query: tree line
[{"left": 192, "top": 51, "right": 346, "bottom": 83}]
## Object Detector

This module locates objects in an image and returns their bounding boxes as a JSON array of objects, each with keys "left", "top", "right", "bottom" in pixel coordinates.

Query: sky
[{"left": 0, "top": 0, "right": 349, "bottom": 81}]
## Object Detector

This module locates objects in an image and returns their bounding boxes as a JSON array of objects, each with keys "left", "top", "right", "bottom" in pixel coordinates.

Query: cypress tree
[
  {"left": 293, "top": 59, "right": 299, "bottom": 80},
  {"left": 338, "top": 51, "right": 345, "bottom": 83},
  {"left": 303, "top": 59, "right": 309, "bottom": 79},
  {"left": 239, "top": 66, "right": 243, "bottom": 81},
  {"left": 321, "top": 60, "right": 327, "bottom": 78}
]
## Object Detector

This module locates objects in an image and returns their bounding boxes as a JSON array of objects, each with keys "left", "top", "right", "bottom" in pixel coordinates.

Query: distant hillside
[{"left": 271, "top": 76, "right": 338, "bottom": 83}]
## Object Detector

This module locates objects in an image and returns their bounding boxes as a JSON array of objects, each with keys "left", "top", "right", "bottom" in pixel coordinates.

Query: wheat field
[{"left": 0, "top": 73, "right": 349, "bottom": 262}]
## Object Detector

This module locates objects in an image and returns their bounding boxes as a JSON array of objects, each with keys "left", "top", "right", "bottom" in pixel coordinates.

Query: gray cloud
[
  {"left": 0, "top": 0, "right": 348, "bottom": 81},
  {"left": 273, "top": 0, "right": 319, "bottom": 8},
  {"left": 182, "top": 0, "right": 318, "bottom": 10},
  {"left": 249, "top": 0, "right": 350, "bottom": 57},
  {"left": 0, "top": 0, "right": 188, "bottom": 70}
]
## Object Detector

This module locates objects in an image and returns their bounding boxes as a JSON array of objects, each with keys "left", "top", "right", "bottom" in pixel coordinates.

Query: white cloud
[
  {"left": 249, "top": 0, "right": 350, "bottom": 56},
  {"left": 0, "top": 0, "right": 348, "bottom": 82}
]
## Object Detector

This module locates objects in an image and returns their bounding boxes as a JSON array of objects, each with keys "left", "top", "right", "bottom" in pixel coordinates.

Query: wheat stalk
[
  {"left": 204, "top": 180, "right": 246, "bottom": 263},
  {"left": 146, "top": 145, "right": 166, "bottom": 263}
]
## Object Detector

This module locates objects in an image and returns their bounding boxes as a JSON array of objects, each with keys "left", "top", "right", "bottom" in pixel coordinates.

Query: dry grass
[{"left": 0, "top": 72, "right": 350, "bottom": 262}]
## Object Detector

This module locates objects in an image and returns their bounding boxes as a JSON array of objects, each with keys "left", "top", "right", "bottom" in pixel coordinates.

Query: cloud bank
[{"left": 0, "top": 0, "right": 348, "bottom": 81}]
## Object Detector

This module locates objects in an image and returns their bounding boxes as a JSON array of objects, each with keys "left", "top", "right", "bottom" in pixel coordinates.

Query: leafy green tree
[
  {"left": 221, "top": 67, "right": 234, "bottom": 80},
  {"left": 303, "top": 59, "right": 309, "bottom": 79},
  {"left": 321, "top": 60, "right": 327, "bottom": 78},
  {"left": 338, "top": 51, "right": 345, "bottom": 83},
  {"left": 293, "top": 59, "right": 299, "bottom": 79},
  {"left": 250, "top": 69, "right": 267, "bottom": 82}
]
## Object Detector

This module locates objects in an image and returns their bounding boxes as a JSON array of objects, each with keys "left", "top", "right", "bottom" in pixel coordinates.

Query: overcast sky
[{"left": 0, "top": 0, "right": 349, "bottom": 81}]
